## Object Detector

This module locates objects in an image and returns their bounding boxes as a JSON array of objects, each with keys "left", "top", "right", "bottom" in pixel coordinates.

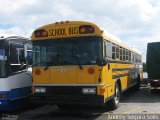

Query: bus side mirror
[{"left": 96, "top": 58, "right": 108, "bottom": 66}]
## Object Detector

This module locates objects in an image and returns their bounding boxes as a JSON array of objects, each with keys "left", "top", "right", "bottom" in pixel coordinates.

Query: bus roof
[
  {"left": 33, "top": 21, "right": 100, "bottom": 31},
  {"left": 0, "top": 36, "right": 29, "bottom": 40},
  {"left": 0, "top": 36, "right": 30, "bottom": 44}
]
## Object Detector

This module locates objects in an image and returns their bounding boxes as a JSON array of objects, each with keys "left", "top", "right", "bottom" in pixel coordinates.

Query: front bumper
[
  {"left": 30, "top": 94, "right": 104, "bottom": 106},
  {"left": 31, "top": 86, "right": 106, "bottom": 106}
]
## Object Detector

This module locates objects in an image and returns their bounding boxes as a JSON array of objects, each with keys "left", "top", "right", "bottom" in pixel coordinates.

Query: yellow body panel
[
  {"left": 33, "top": 66, "right": 102, "bottom": 85},
  {"left": 33, "top": 67, "right": 50, "bottom": 84},
  {"left": 49, "top": 66, "right": 77, "bottom": 84},
  {"left": 77, "top": 66, "right": 97, "bottom": 84}
]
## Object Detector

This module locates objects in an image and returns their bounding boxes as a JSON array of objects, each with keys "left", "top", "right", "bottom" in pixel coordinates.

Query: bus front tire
[{"left": 109, "top": 83, "right": 121, "bottom": 110}]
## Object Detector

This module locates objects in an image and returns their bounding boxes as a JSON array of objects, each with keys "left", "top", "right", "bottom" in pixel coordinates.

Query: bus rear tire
[{"left": 109, "top": 83, "right": 120, "bottom": 110}]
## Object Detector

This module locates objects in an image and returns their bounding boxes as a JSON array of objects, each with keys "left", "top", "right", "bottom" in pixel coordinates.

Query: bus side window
[
  {"left": 10, "top": 43, "right": 26, "bottom": 73},
  {"left": 138, "top": 55, "right": 141, "bottom": 63},
  {"left": 120, "top": 47, "right": 123, "bottom": 61},
  {"left": 140, "top": 55, "right": 142, "bottom": 63},
  {"left": 131, "top": 52, "right": 133, "bottom": 62},
  {"left": 136, "top": 55, "right": 138, "bottom": 63},
  {"left": 133, "top": 53, "right": 135, "bottom": 63},
  {"left": 126, "top": 50, "right": 129, "bottom": 61},
  {"left": 112, "top": 44, "right": 115, "bottom": 59},
  {"left": 129, "top": 51, "right": 131, "bottom": 62},
  {"left": 134, "top": 53, "right": 136, "bottom": 63},
  {"left": 105, "top": 40, "right": 112, "bottom": 59},
  {"left": 103, "top": 40, "right": 106, "bottom": 57},
  {"left": 116, "top": 45, "right": 119, "bottom": 60},
  {"left": 123, "top": 48, "right": 126, "bottom": 61}
]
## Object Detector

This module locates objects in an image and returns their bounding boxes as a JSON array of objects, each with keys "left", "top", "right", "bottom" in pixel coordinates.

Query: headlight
[
  {"left": 35, "top": 87, "right": 46, "bottom": 93},
  {"left": 82, "top": 88, "right": 96, "bottom": 94}
]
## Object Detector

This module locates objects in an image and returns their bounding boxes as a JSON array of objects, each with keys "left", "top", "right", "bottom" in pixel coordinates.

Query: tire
[{"left": 109, "top": 83, "right": 121, "bottom": 110}]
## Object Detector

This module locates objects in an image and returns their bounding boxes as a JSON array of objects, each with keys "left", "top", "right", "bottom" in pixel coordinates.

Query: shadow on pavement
[{"left": 28, "top": 105, "right": 112, "bottom": 120}]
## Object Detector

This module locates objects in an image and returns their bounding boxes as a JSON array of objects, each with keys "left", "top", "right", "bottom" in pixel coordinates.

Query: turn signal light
[
  {"left": 79, "top": 27, "right": 86, "bottom": 33},
  {"left": 88, "top": 67, "right": 95, "bottom": 74},
  {"left": 100, "top": 88, "right": 106, "bottom": 94},
  {"left": 79, "top": 25, "right": 94, "bottom": 34},
  {"left": 35, "top": 29, "right": 48, "bottom": 37}
]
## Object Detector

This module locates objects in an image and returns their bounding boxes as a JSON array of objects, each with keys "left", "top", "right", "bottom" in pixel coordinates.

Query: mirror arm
[
  {"left": 98, "top": 66, "right": 103, "bottom": 82},
  {"left": 108, "top": 63, "right": 110, "bottom": 70}
]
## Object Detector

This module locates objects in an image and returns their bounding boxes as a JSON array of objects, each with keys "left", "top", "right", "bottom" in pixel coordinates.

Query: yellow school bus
[{"left": 31, "top": 21, "right": 143, "bottom": 110}]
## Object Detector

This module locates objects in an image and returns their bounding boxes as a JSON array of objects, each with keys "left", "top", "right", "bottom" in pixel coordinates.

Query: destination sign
[{"left": 48, "top": 27, "right": 79, "bottom": 37}]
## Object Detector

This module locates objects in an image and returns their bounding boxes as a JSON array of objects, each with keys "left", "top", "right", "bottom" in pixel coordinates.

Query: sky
[{"left": 0, "top": 0, "right": 160, "bottom": 62}]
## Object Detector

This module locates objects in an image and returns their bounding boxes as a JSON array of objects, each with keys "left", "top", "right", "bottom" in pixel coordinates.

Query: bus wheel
[{"left": 109, "top": 83, "right": 120, "bottom": 110}]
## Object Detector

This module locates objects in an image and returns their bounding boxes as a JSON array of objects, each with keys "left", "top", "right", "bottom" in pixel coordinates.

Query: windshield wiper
[
  {"left": 44, "top": 65, "right": 50, "bottom": 70},
  {"left": 44, "top": 62, "right": 55, "bottom": 70},
  {"left": 71, "top": 46, "right": 83, "bottom": 70},
  {"left": 74, "top": 55, "right": 83, "bottom": 70}
]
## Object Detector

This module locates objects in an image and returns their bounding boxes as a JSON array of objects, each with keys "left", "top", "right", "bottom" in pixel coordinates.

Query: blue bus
[{"left": 0, "top": 36, "right": 32, "bottom": 111}]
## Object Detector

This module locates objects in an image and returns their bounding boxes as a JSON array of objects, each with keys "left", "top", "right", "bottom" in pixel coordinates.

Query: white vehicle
[{"left": 0, "top": 36, "right": 32, "bottom": 111}]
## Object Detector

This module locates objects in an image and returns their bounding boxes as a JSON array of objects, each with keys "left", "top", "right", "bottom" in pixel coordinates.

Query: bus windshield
[
  {"left": 32, "top": 36, "right": 102, "bottom": 66},
  {"left": 0, "top": 41, "right": 7, "bottom": 77}
]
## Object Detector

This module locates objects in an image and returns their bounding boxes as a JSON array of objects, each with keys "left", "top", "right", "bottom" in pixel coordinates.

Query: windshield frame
[{"left": 32, "top": 36, "right": 103, "bottom": 67}]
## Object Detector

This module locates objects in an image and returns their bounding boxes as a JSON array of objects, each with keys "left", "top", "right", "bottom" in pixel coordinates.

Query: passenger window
[
  {"left": 120, "top": 47, "right": 123, "bottom": 60},
  {"left": 126, "top": 50, "right": 129, "bottom": 61},
  {"left": 10, "top": 43, "right": 26, "bottom": 73},
  {"left": 131, "top": 52, "right": 134, "bottom": 62},
  {"left": 138, "top": 55, "right": 141, "bottom": 63},
  {"left": 112, "top": 44, "right": 115, "bottom": 59},
  {"left": 135, "top": 54, "right": 138, "bottom": 63},
  {"left": 104, "top": 41, "right": 107, "bottom": 57},
  {"left": 129, "top": 51, "right": 131, "bottom": 62},
  {"left": 123, "top": 49, "right": 126, "bottom": 61},
  {"left": 105, "top": 40, "right": 112, "bottom": 59},
  {"left": 116, "top": 46, "right": 119, "bottom": 60}
]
